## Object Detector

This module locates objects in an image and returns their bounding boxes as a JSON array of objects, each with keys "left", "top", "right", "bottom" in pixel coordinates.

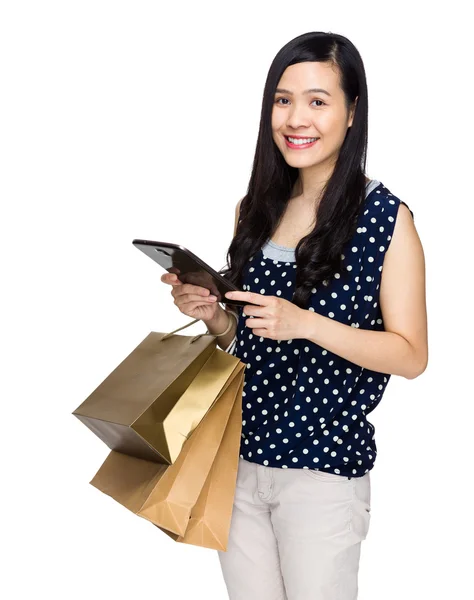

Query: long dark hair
[{"left": 220, "top": 31, "right": 369, "bottom": 311}]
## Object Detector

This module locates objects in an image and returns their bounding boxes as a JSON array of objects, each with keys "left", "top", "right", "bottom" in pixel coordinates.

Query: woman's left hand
[{"left": 224, "top": 290, "right": 307, "bottom": 341}]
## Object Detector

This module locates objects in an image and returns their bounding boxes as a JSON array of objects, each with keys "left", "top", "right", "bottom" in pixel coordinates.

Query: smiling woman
[
  {"left": 219, "top": 44, "right": 370, "bottom": 310},
  {"left": 211, "top": 30, "right": 428, "bottom": 600},
  {"left": 272, "top": 64, "right": 355, "bottom": 168}
]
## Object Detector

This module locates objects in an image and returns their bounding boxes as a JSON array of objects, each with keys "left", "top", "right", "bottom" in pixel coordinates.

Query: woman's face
[{"left": 271, "top": 61, "right": 357, "bottom": 171}]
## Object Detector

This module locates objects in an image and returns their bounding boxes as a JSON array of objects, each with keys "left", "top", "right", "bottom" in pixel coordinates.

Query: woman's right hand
[{"left": 160, "top": 272, "right": 221, "bottom": 321}]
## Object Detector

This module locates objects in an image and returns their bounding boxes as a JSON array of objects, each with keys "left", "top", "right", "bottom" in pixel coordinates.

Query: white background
[{"left": 1, "top": 1, "right": 472, "bottom": 598}]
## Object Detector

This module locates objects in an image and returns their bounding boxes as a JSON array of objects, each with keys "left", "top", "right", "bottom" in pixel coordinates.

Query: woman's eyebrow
[{"left": 275, "top": 87, "right": 332, "bottom": 97}]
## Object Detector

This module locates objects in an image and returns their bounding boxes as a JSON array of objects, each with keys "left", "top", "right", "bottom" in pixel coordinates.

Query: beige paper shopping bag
[
  {"left": 157, "top": 372, "right": 243, "bottom": 550},
  {"left": 89, "top": 360, "right": 245, "bottom": 539},
  {"left": 73, "top": 318, "right": 241, "bottom": 464}
]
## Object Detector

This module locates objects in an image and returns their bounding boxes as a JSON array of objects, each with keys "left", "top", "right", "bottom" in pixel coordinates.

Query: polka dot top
[{"left": 225, "top": 180, "right": 414, "bottom": 478}]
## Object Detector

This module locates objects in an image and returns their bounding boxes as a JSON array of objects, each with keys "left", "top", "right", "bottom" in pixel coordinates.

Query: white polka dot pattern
[{"left": 230, "top": 182, "right": 413, "bottom": 478}]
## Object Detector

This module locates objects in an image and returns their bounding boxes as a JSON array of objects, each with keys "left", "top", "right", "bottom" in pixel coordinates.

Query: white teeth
[{"left": 287, "top": 136, "right": 318, "bottom": 145}]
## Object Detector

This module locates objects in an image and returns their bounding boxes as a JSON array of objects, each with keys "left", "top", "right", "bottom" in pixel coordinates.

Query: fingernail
[
  {"left": 226, "top": 292, "right": 233, "bottom": 298},
  {"left": 208, "top": 295, "right": 217, "bottom": 301}
]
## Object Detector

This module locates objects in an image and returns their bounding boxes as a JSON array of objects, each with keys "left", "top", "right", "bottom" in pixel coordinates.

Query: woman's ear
[{"left": 348, "top": 95, "right": 358, "bottom": 128}]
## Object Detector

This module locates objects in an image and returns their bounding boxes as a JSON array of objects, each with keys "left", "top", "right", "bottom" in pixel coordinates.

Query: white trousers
[{"left": 218, "top": 457, "right": 371, "bottom": 600}]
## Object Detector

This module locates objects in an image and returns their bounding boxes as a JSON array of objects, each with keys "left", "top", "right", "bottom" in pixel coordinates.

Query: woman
[{"left": 161, "top": 31, "right": 428, "bottom": 600}]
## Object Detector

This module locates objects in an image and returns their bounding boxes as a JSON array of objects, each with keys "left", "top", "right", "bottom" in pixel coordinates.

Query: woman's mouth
[{"left": 284, "top": 135, "right": 320, "bottom": 149}]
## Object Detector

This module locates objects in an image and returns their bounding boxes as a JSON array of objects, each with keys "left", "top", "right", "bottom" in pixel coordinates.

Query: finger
[
  {"left": 161, "top": 273, "right": 182, "bottom": 285},
  {"left": 240, "top": 305, "right": 263, "bottom": 317},
  {"left": 178, "top": 299, "right": 217, "bottom": 312},
  {"left": 175, "top": 284, "right": 213, "bottom": 298},
  {"left": 224, "top": 290, "right": 270, "bottom": 306},
  {"left": 245, "top": 317, "right": 267, "bottom": 329},
  {"left": 175, "top": 294, "right": 217, "bottom": 307}
]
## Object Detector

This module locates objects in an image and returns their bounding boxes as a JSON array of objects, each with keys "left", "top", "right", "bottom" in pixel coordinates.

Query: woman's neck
[{"left": 291, "top": 174, "right": 371, "bottom": 208}]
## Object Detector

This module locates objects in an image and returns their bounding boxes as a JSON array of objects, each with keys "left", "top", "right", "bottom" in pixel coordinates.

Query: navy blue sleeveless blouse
[{"left": 226, "top": 180, "right": 413, "bottom": 478}]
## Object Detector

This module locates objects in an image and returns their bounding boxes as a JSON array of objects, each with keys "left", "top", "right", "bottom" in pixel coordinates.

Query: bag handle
[{"left": 161, "top": 318, "right": 208, "bottom": 343}]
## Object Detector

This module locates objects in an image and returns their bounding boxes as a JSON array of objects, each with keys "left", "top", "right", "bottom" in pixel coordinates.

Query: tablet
[{"left": 132, "top": 239, "right": 259, "bottom": 308}]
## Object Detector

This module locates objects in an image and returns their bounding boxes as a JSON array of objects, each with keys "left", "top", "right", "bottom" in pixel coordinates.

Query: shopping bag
[
  {"left": 89, "top": 358, "right": 245, "bottom": 540},
  {"left": 73, "top": 318, "right": 240, "bottom": 464},
  {"left": 156, "top": 372, "right": 243, "bottom": 550}
]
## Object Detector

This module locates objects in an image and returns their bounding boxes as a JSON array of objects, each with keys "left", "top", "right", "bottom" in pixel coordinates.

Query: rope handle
[
  {"left": 161, "top": 317, "right": 204, "bottom": 343},
  {"left": 161, "top": 309, "right": 238, "bottom": 344}
]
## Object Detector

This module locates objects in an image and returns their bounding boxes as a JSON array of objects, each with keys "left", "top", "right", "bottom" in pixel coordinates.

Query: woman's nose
[{"left": 286, "top": 104, "right": 311, "bottom": 129}]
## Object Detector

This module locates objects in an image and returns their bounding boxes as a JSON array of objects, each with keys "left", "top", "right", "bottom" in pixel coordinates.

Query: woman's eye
[{"left": 275, "top": 98, "right": 325, "bottom": 107}]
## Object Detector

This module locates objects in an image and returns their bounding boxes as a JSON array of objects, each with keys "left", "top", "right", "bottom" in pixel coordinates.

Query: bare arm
[{"left": 303, "top": 203, "right": 428, "bottom": 378}]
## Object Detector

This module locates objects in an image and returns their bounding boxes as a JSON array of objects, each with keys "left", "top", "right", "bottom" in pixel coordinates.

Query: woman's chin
[{"left": 284, "top": 154, "right": 322, "bottom": 169}]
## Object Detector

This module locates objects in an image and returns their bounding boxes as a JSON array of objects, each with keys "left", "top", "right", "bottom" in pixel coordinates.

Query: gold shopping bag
[
  {"left": 73, "top": 318, "right": 242, "bottom": 464},
  {"left": 156, "top": 373, "right": 243, "bottom": 550},
  {"left": 89, "top": 361, "right": 244, "bottom": 541},
  {"left": 76, "top": 317, "right": 245, "bottom": 549}
]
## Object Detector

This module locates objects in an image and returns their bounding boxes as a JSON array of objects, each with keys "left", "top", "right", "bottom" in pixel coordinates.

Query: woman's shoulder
[{"left": 363, "top": 180, "right": 414, "bottom": 221}]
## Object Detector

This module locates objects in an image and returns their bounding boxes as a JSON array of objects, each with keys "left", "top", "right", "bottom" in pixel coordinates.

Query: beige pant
[{"left": 218, "top": 458, "right": 371, "bottom": 600}]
